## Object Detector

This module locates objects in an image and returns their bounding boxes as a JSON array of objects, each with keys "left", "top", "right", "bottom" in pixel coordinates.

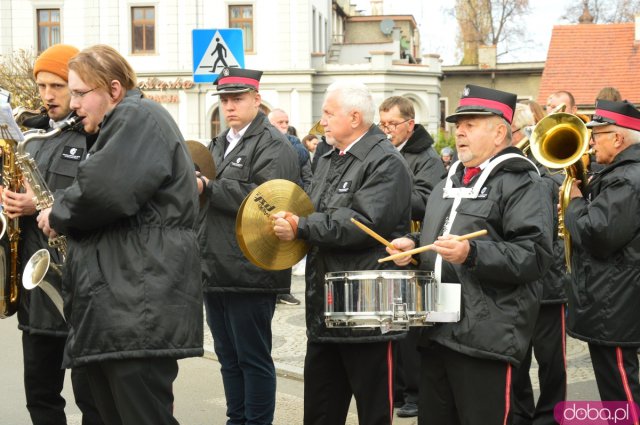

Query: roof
[{"left": 538, "top": 23, "right": 640, "bottom": 106}]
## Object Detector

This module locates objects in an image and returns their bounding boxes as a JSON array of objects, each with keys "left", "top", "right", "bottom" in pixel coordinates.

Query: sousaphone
[{"left": 236, "top": 179, "right": 314, "bottom": 271}]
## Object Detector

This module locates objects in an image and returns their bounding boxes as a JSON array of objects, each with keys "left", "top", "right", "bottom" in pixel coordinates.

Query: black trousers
[
  {"left": 394, "top": 330, "right": 420, "bottom": 405},
  {"left": 512, "top": 303, "right": 567, "bottom": 425},
  {"left": 22, "top": 331, "right": 103, "bottom": 425},
  {"left": 304, "top": 340, "right": 394, "bottom": 425},
  {"left": 419, "top": 343, "right": 512, "bottom": 425},
  {"left": 589, "top": 344, "right": 640, "bottom": 405},
  {"left": 85, "top": 358, "right": 179, "bottom": 425}
]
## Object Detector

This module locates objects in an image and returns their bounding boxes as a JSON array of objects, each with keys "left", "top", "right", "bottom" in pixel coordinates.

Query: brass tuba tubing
[{"left": 529, "top": 111, "right": 590, "bottom": 272}]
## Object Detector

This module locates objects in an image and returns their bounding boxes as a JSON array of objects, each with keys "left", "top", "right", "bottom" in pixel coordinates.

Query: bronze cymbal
[
  {"left": 308, "top": 120, "right": 325, "bottom": 136},
  {"left": 186, "top": 140, "right": 216, "bottom": 179},
  {"left": 186, "top": 140, "right": 216, "bottom": 207},
  {"left": 236, "top": 179, "right": 314, "bottom": 271}
]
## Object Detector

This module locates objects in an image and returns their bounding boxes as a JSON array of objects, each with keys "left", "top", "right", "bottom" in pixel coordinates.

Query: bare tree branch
[{"left": 0, "top": 49, "right": 40, "bottom": 110}]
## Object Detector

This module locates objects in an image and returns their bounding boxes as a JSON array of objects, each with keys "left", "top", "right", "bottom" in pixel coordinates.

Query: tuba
[
  {"left": 16, "top": 115, "right": 80, "bottom": 320},
  {"left": 529, "top": 111, "right": 590, "bottom": 272}
]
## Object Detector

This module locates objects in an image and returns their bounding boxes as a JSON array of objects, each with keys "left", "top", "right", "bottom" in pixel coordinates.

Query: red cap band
[
  {"left": 459, "top": 97, "right": 514, "bottom": 123},
  {"left": 218, "top": 76, "right": 259, "bottom": 90},
  {"left": 596, "top": 109, "right": 640, "bottom": 131}
]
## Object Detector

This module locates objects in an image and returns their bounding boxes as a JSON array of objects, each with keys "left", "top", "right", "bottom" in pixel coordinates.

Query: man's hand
[
  {"left": 36, "top": 207, "right": 58, "bottom": 238},
  {"left": 566, "top": 179, "right": 582, "bottom": 200},
  {"left": 386, "top": 237, "right": 416, "bottom": 267},
  {"left": 3, "top": 181, "right": 37, "bottom": 219},
  {"left": 433, "top": 234, "right": 470, "bottom": 264},
  {"left": 196, "top": 172, "right": 208, "bottom": 195},
  {"left": 271, "top": 211, "right": 299, "bottom": 241}
]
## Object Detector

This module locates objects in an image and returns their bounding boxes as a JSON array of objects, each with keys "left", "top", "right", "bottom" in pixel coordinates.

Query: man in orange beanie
[{"left": 2, "top": 43, "right": 104, "bottom": 425}]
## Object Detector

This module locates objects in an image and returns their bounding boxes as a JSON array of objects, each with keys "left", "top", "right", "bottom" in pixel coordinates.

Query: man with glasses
[
  {"left": 2, "top": 44, "right": 104, "bottom": 425},
  {"left": 564, "top": 99, "right": 640, "bottom": 406},
  {"left": 378, "top": 96, "right": 445, "bottom": 418},
  {"left": 37, "top": 44, "right": 203, "bottom": 425}
]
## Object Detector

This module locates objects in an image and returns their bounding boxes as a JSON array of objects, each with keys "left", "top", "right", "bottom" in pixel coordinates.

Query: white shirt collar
[{"left": 225, "top": 123, "right": 251, "bottom": 157}]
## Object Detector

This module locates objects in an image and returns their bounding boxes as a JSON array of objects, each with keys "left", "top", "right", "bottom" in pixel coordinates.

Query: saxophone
[
  {"left": 0, "top": 115, "right": 80, "bottom": 319},
  {"left": 0, "top": 135, "right": 22, "bottom": 318}
]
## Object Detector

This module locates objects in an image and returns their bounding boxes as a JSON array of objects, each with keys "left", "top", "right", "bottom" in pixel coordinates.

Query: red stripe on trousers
[
  {"left": 387, "top": 341, "right": 394, "bottom": 423},
  {"left": 616, "top": 347, "right": 639, "bottom": 425},
  {"left": 503, "top": 363, "right": 512, "bottom": 425}
]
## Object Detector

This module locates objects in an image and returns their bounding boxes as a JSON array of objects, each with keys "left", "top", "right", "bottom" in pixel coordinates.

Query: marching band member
[
  {"left": 564, "top": 99, "right": 640, "bottom": 407},
  {"left": 378, "top": 95, "right": 446, "bottom": 418},
  {"left": 272, "top": 81, "right": 412, "bottom": 425},
  {"left": 36, "top": 44, "right": 202, "bottom": 425},
  {"left": 387, "top": 85, "right": 554, "bottom": 425},
  {"left": 197, "top": 67, "right": 300, "bottom": 425},
  {"left": 3, "top": 43, "right": 103, "bottom": 425},
  {"left": 510, "top": 103, "right": 568, "bottom": 425}
]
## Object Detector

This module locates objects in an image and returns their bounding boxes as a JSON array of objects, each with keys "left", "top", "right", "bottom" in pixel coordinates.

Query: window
[
  {"left": 37, "top": 9, "right": 60, "bottom": 53},
  {"left": 229, "top": 5, "right": 254, "bottom": 52},
  {"left": 131, "top": 6, "right": 155, "bottom": 54}
]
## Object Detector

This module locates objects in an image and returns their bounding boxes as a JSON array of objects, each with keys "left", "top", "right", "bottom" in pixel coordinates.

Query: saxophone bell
[{"left": 22, "top": 249, "right": 65, "bottom": 320}]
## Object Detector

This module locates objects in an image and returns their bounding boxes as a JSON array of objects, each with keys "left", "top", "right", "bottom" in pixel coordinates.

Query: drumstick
[
  {"left": 350, "top": 218, "right": 419, "bottom": 266},
  {"left": 377, "top": 229, "right": 488, "bottom": 263}
]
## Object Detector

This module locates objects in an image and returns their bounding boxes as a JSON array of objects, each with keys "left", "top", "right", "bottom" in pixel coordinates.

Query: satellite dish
[{"left": 379, "top": 19, "right": 395, "bottom": 36}]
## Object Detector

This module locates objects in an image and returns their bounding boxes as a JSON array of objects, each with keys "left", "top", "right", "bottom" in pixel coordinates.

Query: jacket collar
[{"left": 402, "top": 124, "right": 435, "bottom": 154}]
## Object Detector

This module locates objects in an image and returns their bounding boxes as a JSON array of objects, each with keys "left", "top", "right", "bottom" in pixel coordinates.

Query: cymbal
[
  {"left": 308, "top": 120, "right": 325, "bottom": 136},
  {"left": 236, "top": 179, "right": 314, "bottom": 271},
  {"left": 186, "top": 140, "right": 216, "bottom": 207},
  {"left": 186, "top": 140, "right": 216, "bottom": 179}
]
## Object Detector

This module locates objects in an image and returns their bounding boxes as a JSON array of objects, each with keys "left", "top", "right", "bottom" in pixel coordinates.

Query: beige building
[{"left": 0, "top": 0, "right": 442, "bottom": 142}]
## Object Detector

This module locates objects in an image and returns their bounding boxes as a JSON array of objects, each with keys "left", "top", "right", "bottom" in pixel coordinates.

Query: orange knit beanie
[{"left": 33, "top": 44, "right": 79, "bottom": 81}]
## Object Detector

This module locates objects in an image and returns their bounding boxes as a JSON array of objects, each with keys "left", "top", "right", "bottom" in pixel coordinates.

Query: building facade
[{"left": 0, "top": 0, "right": 443, "bottom": 142}]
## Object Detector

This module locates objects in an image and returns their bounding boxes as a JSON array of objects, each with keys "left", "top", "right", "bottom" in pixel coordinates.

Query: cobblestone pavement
[{"left": 202, "top": 275, "right": 600, "bottom": 425}]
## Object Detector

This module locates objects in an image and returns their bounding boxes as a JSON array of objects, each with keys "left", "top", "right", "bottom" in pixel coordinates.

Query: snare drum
[{"left": 324, "top": 270, "right": 435, "bottom": 330}]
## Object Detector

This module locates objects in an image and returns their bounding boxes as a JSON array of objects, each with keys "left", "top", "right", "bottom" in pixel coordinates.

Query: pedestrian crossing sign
[{"left": 192, "top": 29, "right": 245, "bottom": 83}]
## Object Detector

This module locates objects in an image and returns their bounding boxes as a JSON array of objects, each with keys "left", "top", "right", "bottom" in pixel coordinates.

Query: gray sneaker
[{"left": 277, "top": 293, "right": 301, "bottom": 305}]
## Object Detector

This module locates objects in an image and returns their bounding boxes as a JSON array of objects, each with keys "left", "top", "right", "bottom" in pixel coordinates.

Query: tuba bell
[{"left": 529, "top": 111, "right": 590, "bottom": 272}]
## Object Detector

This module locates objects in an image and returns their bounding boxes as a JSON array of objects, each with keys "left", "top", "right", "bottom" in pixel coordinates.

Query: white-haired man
[{"left": 272, "top": 81, "right": 412, "bottom": 425}]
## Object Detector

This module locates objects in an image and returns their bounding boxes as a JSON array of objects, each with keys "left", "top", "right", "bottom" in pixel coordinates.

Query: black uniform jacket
[
  {"left": 400, "top": 124, "right": 446, "bottom": 221},
  {"left": 18, "top": 118, "right": 87, "bottom": 337},
  {"left": 417, "top": 147, "right": 554, "bottom": 367},
  {"left": 565, "top": 143, "right": 640, "bottom": 346},
  {"left": 199, "top": 111, "right": 300, "bottom": 293},
  {"left": 531, "top": 158, "right": 569, "bottom": 304},
  {"left": 297, "top": 126, "right": 412, "bottom": 343},
  {"left": 50, "top": 89, "right": 203, "bottom": 367}
]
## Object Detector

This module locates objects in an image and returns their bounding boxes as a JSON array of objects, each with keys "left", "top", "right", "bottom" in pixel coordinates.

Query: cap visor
[
  {"left": 585, "top": 120, "right": 611, "bottom": 128},
  {"left": 445, "top": 111, "right": 495, "bottom": 123},
  {"left": 211, "top": 87, "right": 253, "bottom": 96}
]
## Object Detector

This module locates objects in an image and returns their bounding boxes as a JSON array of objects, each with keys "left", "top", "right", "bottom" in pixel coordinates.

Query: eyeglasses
[
  {"left": 70, "top": 88, "right": 96, "bottom": 98},
  {"left": 378, "top": 118, "right": 411, "bottom": 132},
  {"left": 590, "top": 130, "right": 616, "bottom": 142}
]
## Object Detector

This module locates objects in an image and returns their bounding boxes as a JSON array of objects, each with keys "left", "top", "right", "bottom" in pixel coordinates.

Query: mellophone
[{"left": 323, "top": 220, "right": 487, "bottom": 331}]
